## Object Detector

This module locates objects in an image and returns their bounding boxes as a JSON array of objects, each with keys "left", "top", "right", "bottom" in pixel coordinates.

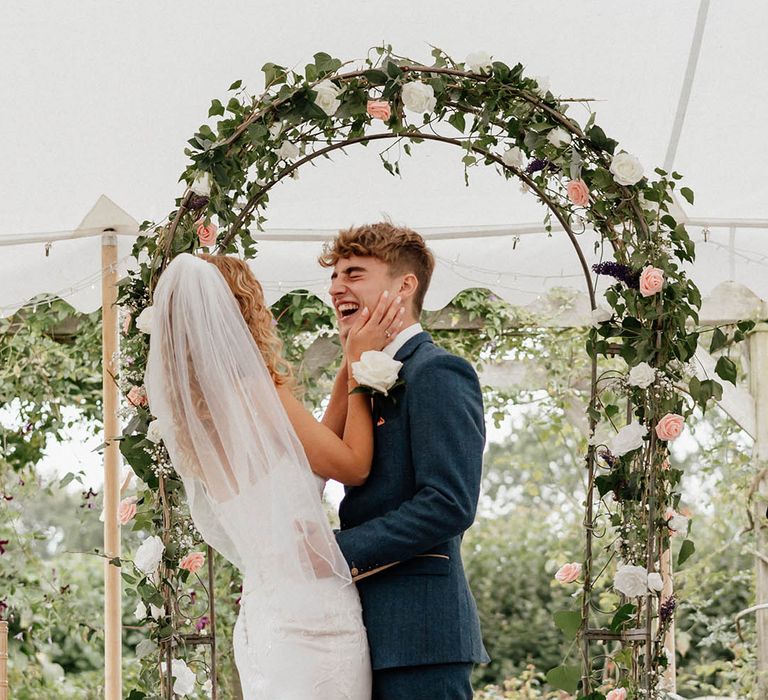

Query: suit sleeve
[{"left": 335, "top": 354, "right": 485, "bottom": 577}]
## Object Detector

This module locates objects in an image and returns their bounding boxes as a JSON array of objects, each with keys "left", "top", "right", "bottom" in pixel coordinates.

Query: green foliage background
[{"left": 0, "top": 290, "right": 759, "bottom": 698}]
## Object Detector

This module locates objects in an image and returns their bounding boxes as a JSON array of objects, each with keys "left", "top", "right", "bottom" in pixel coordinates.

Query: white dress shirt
[{"left": 382, "top": 322, "right": 423, "bottom": 358}]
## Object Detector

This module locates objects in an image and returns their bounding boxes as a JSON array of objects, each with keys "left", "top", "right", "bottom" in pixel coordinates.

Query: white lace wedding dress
[{"left": 145, "top": 254, "right": 371, "bottom": 699}]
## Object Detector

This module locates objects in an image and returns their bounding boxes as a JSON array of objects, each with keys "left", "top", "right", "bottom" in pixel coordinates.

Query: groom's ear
[{"left": 397, "top": 272, "right": 419, "bottom": 306}]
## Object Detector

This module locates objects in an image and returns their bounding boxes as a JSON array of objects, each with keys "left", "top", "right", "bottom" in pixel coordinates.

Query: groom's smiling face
[{"left": 329, "top": 255, "right": 398, "bottom": 335}]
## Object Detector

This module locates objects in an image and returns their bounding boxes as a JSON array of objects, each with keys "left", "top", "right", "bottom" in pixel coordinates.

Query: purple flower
[
  {"left": 0, "top": 540, "right": 8, "bottom": 555},
  {"left": 195, "top": 615, "right": 210, "bottom": 632},
  {"left": 659, "top": 596, "right": 676, "bottom": 623},
  {"left": 592, "top": 262, "right": 640, "bottom": 289},
  {"left": 525, "top": 158, "right": 554, "bottom": 175},
  {"left": 188, "top": 194, "right": 210, "bottom": 212}
]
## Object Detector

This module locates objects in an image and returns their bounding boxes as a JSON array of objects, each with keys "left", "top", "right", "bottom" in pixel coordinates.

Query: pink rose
[
  {"left": 196, "top": 219, "right": 218, "bottom": 248},
  {"left": 639, "top": 266, "right": 664, "bottom": 297},
  {"left": 663, "top": 507, "right": 676, "bottom": 521},
  {"left": 661, "top": 458, "right": 670, "bottom": 470},
  {"left": 655, "top": 413, "right": 684, "bottom": 441},
  {"left": 606, "top": 689, "right": 627, "bottom": 700},
  {"left": 554, "top": 562, "right": 581, "bottom": 584},
  {"left": 127, "top": 386, "right": 148, "bottom": 408},
  {"left": 118, "top": 497, "right": 137, "bottom": 525},
  {"left": 122, "top": 314, "right": 132, "bottom": 334},
  {"left": 566, "top": 179, "right": 589, "bottom": 207},
  {"left": 179, "top": 552, "right": 205, "bottom": 574},
  {"left": 367, "top": 100, "right": 391, "bottom": 121}
]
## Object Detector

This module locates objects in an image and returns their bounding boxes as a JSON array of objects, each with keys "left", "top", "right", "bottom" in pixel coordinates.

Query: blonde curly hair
[{"left": 199, "top": 253, "right": 295, "bottom": 389}]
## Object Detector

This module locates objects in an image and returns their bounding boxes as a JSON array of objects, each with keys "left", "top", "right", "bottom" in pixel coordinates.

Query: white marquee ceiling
[{"left": 1, "top": 1, "right": 767, "bottom": 321}]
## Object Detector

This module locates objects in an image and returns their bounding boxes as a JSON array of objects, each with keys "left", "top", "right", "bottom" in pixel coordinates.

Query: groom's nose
[{"left": 329, "top": 276, "right": 346, "bottom": 297}]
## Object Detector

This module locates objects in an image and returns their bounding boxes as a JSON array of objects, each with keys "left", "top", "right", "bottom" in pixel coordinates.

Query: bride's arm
[
  {"left": 278, "top": 292, "right": 404, "bottom": 486},
  {"left": 320, "top": 360, "right": 348, "bottom": 438},
  {"left": 277, "top": 371, "right": 373, "bottom": 485}
]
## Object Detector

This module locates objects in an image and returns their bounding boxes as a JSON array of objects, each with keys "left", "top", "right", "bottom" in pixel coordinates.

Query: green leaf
[
  {"left": 678, "top": 538, "right": 695, "bottom": 566},
  {"left": 709, "top": 327, "right": 727, "bottom": 353},
  {"left": 553, "top": 610, "right": 582, "bottom": 640},
  {"left": 680, "top": 186, "right": 694, "bottom": 205},
  {"left": 546, "top": 664, "right": 581, "bottom": 693},
  {"left": 363, "top": 69, "right": 388, "bottom": 86},
  {"left": 448, "top": 112, "right": 466, "bottom": 133},
  {"left": 228, "top": 79, "right": 242, "bottom": 91},
  {"left": 609, "top": 603, "right": 637, "bottom": 631},
  {"left": 715, "top": 355, "right": 737, "bottom": 384},
  {"left": 385, "top": 60, "right": 403, "bottom": 78},
  {"left": 208, "top": 99, "right": 225, "bottom": 118},
  {"left": 586, "top": 125, "right": 618, "bottom": 155}
]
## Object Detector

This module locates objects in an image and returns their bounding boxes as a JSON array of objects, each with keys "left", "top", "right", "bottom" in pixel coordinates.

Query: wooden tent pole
[
  {"left": 750, "top": 323, "right": 768, "bottom": 695},
  {"left": 102, "top": 231, "right": 122, "bottom": 700}
]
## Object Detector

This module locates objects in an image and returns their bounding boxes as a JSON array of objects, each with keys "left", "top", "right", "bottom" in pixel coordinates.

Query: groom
[{"left": 320, "top": 222, "right": 489, "bottom": 699}]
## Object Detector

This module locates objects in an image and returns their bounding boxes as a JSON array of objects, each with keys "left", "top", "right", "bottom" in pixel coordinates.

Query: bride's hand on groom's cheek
[{"left": 344, "top": 291, "right": 405, "bottom": 362}]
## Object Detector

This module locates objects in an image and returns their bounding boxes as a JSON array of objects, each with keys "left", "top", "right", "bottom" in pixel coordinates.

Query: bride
[{"left": 144, "top": 252, "right": 403, "bottom": 699}]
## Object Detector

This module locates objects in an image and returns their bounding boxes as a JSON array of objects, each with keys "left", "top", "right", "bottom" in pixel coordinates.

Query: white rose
[
  {"left": 590, "top": 305, "right": 612, "bottom": 327},
  {"left": 189, "top": 172, "right": 211, "bottom": 197},
  {"left": 614, "top": 564, "right": 649, "bottom": 597},
  {"left": 135, "top": 639, "right": 157, "bottom": 660},
  {"left": 401, "top": 82, "right": 437, "bottom": 114},
  {"left": 610, "top": 152, "right": 644, "bottom": 186},
  {"left": 277, "top": 141, "right": 300, "bottom": 161},
  {"left": 647, "top": 572, "right": 664, "bottom": 592},
  {"left": 609, "top": 421, "right": 648, "bottom": 457},
  {"left": 135, "top": 306, "right": 154, "bottom": 334},
  {"left": 501, "top": 146, "right": 525, "bottom": 169},
  {"left": 466, "top": 51, "right": 493, "bottom": 74},
  {"left": 312, "top": 79, "right": 341, "bottom": 117},
  {"left": 134, "top": 600, "right": 147, "bottom": 620},
  {"left": 134, "top": 535, "right": 165, "bottom": 575},
  {"left": 627, "top": 362, "right": 656, "bottom": 389},
  {"left": 547, "top": 126, "right": 572, "bottom": 148},
  {"left": 150, "top": 603, "right": 165, "bottom": 620},
  {"left": 202, "top": 679, "right": 213, "bottom": 695},
  {"left": 351, "top": 351, "right": 403, "bottom": 396},
  {"left": 668, "top": 512, "right": 689, "bottom": 536},
  {"left": 268, "top": 122, "right": 282, "bottom": 139},
  {"left": 162, "top": 659, "right": 196, "bottom": 697},
  {"left": 146, "top": 419, "right": 163, "bottom": 444}
]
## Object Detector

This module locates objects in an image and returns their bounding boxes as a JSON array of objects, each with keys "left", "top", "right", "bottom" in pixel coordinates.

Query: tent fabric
[{"left": 1, "top": 2, "right": 767, "bottom": 319}]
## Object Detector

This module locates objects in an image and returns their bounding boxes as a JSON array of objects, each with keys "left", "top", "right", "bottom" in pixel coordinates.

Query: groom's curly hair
[{"left": 318, "top": 222, "right": 435, "bottom": 314}]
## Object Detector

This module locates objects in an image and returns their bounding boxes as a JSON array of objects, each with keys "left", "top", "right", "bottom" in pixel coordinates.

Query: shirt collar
[{"left": 383, "top": 322, "right": 423, "bottom": 358}]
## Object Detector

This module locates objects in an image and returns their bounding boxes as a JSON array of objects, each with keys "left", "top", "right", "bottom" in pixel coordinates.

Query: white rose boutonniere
[
  {"left": 401, "top": 82, "right": 437, "bottom": 115},
  {"left": 351, "top": 351, "right": 404, "bottom": 397}
]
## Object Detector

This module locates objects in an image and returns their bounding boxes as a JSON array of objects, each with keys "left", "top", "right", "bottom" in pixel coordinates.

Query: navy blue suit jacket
[{"left": 336, "top": 332, "right": 490, "bottom": 670}]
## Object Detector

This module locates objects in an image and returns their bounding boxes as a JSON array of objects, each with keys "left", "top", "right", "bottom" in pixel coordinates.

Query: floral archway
[{"left": 117, "top": 46, "right": 742, "bottom": 699}]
